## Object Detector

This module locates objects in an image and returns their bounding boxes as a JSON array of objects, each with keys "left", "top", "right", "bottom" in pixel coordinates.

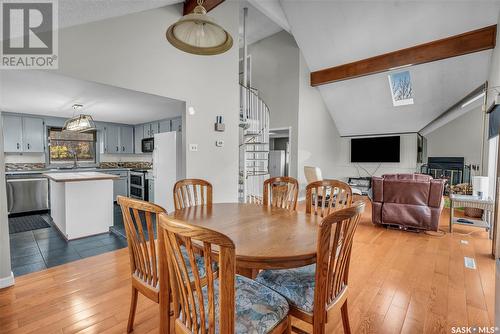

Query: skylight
[{"left": 388, "top": 71, "right": 414, "bottom": 106}]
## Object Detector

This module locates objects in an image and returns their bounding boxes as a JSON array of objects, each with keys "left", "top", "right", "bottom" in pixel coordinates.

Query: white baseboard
[{"left": 0, "top": 272, "right": 15, "bottom": 289}]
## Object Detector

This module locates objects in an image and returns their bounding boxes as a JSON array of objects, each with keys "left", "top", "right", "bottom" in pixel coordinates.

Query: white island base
[{"left": 45, "top": 172, "right": 118, "bottom": 240}]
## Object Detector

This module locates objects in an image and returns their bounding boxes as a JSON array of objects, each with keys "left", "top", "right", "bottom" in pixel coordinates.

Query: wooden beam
[
  {"left": 183, "top": 0, "right": 225, "bottom": 15},
  {"left": 311, "top": 25, "right": 497, "bottom": 87}
]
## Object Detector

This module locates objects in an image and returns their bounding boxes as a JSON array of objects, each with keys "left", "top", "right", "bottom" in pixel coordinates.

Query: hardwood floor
[{"left": 0, "top": 198, "right": 495, "bottom": 334}]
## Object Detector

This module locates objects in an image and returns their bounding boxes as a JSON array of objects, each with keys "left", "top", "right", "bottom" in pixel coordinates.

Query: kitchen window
[{"left": 48, "top": 127, "right": 97, "bottom": 165}]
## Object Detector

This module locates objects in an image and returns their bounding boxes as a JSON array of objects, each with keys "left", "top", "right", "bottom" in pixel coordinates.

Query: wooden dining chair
[
  {"left": 263, "top": 177, "right": 299, "bottom": 211},
  {"left": 173, "top": 178, "right": 213, "bottom": 210},
  {"left": 158, "top": 213, "right": 292, "bottom": 334},
  {"left": 256, "top": 201, "right": 365, "bottom": 334},
  {"left": 116, "top": 196, "right": 168, "bottom": 333},
  {"left": 305, "top": 180, "right": 352, "bottom": 217}
]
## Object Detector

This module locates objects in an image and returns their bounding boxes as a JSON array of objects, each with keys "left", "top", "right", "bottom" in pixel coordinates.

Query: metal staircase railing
[{"left": 239, "top": 84, "right": 270, "bottom": 203}]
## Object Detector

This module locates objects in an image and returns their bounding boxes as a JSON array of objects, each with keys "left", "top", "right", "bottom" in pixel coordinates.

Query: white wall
[
  {"left": 248, "top": 31, "right": 299, "bottom": 177},
  {"left": 0, "top": 114, "right": 13, "bottom": 287},
  {"left": 297, "top": 52, "right": 340, "bottom": 193},
  {"left": 335, "top": 133, "right": 419, "bottom": 179},
  {"left": 55, "top": 2, "right": 240, "bottom": 203},
  {"left": 248, "top": 31, "right": 417, "bottom": 185},
  {"left": 425, "top": 106, "right": 483, "bottom": 166}
]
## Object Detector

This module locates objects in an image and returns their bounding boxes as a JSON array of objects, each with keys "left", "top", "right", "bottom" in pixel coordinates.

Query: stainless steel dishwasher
[{"left": 6, "top": 173, "right": 50, "bottom": 214}]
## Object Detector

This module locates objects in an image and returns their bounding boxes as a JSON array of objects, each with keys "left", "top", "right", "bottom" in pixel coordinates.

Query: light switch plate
[
  {"left": 216, "top": 140, "right": 224, "bottom": 147},
  {"left": 189, "top": 144, "right": 198, "bottom": 151}
]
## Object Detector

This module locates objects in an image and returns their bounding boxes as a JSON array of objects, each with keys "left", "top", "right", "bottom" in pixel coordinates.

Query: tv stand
[{"left": 347, "top": 177, "right": 371, "bottom": 196}]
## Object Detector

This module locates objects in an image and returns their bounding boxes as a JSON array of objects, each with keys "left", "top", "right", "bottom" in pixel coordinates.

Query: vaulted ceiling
[{"left": 265, "top": 0, "right": 500, "bottom": 136}]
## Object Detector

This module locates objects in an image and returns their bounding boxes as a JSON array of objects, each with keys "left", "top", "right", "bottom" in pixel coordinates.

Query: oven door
[
  {"left": 130, "top": 173, "right": 144, "bottom": 187},
  {"left": 130, "top": 185, "right": 144, "bottom": 200},
  {"left": 141, "top": 138, "right": 154, "bottom": 153}
]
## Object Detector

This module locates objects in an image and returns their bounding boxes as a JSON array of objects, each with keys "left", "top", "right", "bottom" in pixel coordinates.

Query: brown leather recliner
[{"left": 371, "top": 174, "right": 445, "bottom": 231}]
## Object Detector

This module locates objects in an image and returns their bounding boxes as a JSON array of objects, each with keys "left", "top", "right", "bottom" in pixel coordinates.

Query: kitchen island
[{"left": 44, "top": 172, "right": 119, "bottom": 240}]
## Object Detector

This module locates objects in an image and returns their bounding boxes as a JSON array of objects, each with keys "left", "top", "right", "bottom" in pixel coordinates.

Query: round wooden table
[{"left": 171, "top": 203, "right": 321, "bottom": 275}]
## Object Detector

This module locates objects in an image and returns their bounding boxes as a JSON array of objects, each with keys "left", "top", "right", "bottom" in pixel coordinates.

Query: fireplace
[{"left": 420, "top": 157, "right": 470, "bottom": 186}]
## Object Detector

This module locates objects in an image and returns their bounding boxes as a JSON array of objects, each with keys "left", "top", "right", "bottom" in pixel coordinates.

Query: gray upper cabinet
[
  {"left": 171, "top": 117, "right": 182, "bottom": 132},
  {"left": 120, "top": 126, "right": 134, "bottom": 154},
  {"left": 104, "top": 124, "right": 134, "bottom": 154},
  {"left": 159, "top": 119, "right": 171, "bottom": 133},
  {"left": 23, "top": 117, "right": 45, "bottom": 152},
  {"left": 150, "top": 122, "right": 159, "bottom": 136},
  {"left": 3, "top": 116, "right": 23, "bottom": 152},
  {"left": 134, "top": 125, "right": 143, "bottom": 154},
  {"left": 104, "top": 125, "right": 121, "bottom": 153},
  {"left": 3, "top": 115, "right": 44, "bottom": 153},
  {"left": 143, "top": 122, "right": 159, "bottom": 138}
]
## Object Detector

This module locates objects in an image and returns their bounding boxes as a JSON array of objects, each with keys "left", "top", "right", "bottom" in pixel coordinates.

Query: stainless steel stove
[{"left": 129, "top": 168, "right": 151, "bottom": 201}]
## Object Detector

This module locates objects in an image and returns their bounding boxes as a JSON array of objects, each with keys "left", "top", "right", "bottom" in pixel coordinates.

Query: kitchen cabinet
[
  {"left": 159, "top": 119, "right": 171, "bottom": 133},
  {"left": 134, "top": 125, "right": 143, "bottom": 153},
  {"left": 103, "top": 125, "right": 134, "bottom": 154},
  {"left": 3, "top": 115, "right": 44, "bottom": 153},
  {"left": 120, "top": 126, "right": 134, "bottom": 153},
  {"left": 3, "top": 116, "right": 23, "bottom": 152},
  {"left": 171, "top": 117, "right": 182, "bottom": 132},
  {"left": 104, "top": 125, "right": 121, "bottom": 153},
  {"left": 23, "top": 117, "right": 45, "bottom": 152},
  {"left": 106, "top": 170, "right": 129, "bottom": 200},
  {"left": 143, "top": 122, "right": 159, "bottom": 138}
]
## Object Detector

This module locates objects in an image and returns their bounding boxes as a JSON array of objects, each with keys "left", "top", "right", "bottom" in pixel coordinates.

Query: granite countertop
[
  {"left": 5, "top": 162, "right": 152, "bottom": 174},
  {"left": 5, "top": 167, "right": 131, "bottom": 175},
  {"left": 43, "top": 172, "right": 120, "bottom": 182}
]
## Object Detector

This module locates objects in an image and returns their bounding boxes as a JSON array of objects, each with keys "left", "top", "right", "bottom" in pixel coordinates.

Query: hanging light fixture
[
  {"left": 63, "top": 104, "right": 96, "bottom": 132},
  {"left": 166, "top": 0, "right": 233, "bottom": 56}
]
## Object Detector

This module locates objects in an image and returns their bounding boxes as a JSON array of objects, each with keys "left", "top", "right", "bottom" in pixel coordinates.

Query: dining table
[{"left": 170, "top": 202, "right": 322, "bottom": 277}]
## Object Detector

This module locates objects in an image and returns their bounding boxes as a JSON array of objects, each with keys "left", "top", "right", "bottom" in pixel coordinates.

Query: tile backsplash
[
  {"left": 99, "top": 161, "right": 152, "bottom": 169},
  {"left": 5, "top": 161, "right": 152, "bottom": 171},
  {"left": 5, "top": 163, "right": 46, "bottom": 171}
]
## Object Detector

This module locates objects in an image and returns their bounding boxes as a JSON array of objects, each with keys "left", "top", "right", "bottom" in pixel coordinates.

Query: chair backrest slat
[
  {"left": 263, "top": 177, "right": 299, "bottom": 211},
  {"left": 174, "top": 179, "right": 213, "bottom": 210},
  {"left": 306, "top": 180, "right": 352, "bottom": 217},
  {"left": 117, "top": 196, "right": 166, "bottom": 289},
  {"left": 313, "top": 201, "right": 365, "bottom": 320},
  {"left": 159, "top": 214, "right": 236, "bottom": 334}
]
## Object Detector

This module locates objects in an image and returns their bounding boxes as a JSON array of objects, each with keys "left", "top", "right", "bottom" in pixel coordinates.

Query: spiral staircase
[{"left": 239, "top": 85, "right": 270, "bottom": 203}]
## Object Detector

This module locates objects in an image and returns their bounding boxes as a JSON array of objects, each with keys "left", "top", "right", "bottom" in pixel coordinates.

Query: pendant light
[
  {"left": 62, "top": 104, "right": 96, "bottom": 132},
  {"left": 166, "top": 0, "right": 233, "bottom": 56}
]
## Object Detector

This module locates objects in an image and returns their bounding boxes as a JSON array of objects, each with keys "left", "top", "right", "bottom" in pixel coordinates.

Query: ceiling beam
[
  {"left": 310, "top": 25, "right": 497, "bottom": 87},
  {"left": 183, "top": 0, "right": 225, "bottom": 15}
]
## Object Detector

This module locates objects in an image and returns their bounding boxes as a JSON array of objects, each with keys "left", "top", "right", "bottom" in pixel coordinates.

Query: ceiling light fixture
[
  {"left": 166, "top": 0, "right": 233, "bottom": 56},
  {"left": 63, "top": 114, "right": 96, "bottom": 132},
  {"left": 63, "top": 104, "right": 96, "bottom": 132}
]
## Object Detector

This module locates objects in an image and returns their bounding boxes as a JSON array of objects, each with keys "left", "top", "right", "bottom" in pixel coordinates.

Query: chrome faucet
[{"left": 73, "top": 151, "right": 78, "bottom": 169}]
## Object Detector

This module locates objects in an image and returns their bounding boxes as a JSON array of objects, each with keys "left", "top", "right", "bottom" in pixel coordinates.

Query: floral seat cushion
[
  {"left": 186, "top": 275, "right": 289, "bottom": 333},
  {"left": 180, "top": 247, "right": 217, "bottom": 279},
  {"left": 255, "top": 264, "right": 316, "bottom": 313}
]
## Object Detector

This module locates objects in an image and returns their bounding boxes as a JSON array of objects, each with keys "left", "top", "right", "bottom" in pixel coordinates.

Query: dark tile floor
[{"left": 9, "top": 205, "right": 128, "bottom": 277}]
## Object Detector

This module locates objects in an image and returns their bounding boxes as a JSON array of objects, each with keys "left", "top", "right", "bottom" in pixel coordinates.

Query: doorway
[{"left": 269, "top": 128, "right": 291, "bottom": 178}]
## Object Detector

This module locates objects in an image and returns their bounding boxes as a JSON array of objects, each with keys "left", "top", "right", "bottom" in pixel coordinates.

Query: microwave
[{"left": 141, "top": 137, "right": 154, "bottom": 153}]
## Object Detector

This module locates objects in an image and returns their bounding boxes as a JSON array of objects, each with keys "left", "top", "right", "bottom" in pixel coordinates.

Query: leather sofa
[{"left": 371, "top": 174, "right": 445, "bottom": 231}]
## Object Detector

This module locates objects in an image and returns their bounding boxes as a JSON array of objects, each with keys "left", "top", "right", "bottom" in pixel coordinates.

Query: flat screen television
[{"left": 351, "top": 136, "right": 400, "bottom": 163}]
